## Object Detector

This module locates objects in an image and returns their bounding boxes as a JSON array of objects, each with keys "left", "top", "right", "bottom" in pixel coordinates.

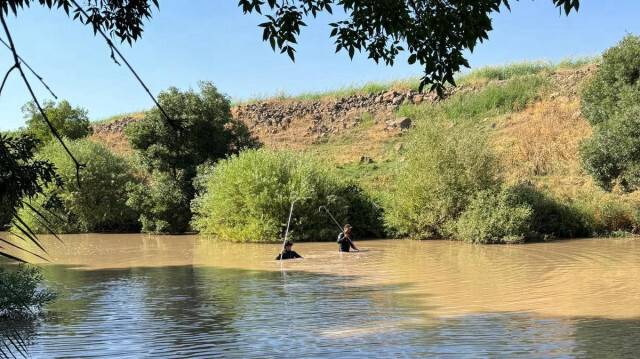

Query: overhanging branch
[
  {"left": 0, "top": 37, "right": 58, "bottom": 99},
  {"left": 69, "top": 0, "right": 178, "bottom": 131},
  {"left": 0, "top": 11, "right": 84, "bottom": 186}
]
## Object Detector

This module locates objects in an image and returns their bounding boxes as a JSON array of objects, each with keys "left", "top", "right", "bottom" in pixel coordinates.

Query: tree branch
[
  {"left": 0, "top": 64, "right": 17, "bottom": 97},
  {"left": 69, "top": 0, "right": 178, "bottom": 131},
  {"left": 0, "top": 37, "right": 58, "bottom": 100},
  {"left": 0, "top": 11, "right": 83, "bottom": 186}
]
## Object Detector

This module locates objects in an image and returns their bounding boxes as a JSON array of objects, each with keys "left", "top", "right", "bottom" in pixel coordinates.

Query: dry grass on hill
[
  {"left": 492, "top": 98, "right": 591, "bottom": 181},
  {"left": 89, "top": 131, "right": 132, "bottom": 155}
]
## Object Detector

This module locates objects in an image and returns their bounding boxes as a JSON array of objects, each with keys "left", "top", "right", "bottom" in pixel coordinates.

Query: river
[{"left": 2, "top": 235, "right": 640, "bottom": 358}]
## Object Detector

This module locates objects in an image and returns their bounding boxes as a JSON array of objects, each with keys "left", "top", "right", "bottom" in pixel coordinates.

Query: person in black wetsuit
[
  {"left": 337, "top": 224, "right": 359, "bottom": 252},
  {"left": 275, "top": 241, "right": 302, "bottom": 260}
]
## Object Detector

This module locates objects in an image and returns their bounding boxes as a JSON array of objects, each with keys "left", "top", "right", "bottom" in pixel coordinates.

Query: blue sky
[{"left": 1, "top": 1, "right": 639, "bottom": 130}]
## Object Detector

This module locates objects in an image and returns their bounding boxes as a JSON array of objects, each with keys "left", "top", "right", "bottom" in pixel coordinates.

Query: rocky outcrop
[
  {"left": 92, "top": 88, "right": 441, "bottom": 141},
  {"left": 92, "top": 116, "right": 140, "bottom": 136},
  {"left": 232, "top": 89, "right": 440, "bottom": 139}
]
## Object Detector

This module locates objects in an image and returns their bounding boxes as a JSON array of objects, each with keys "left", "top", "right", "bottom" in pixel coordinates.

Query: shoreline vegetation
[{"left": 5, "top": 42, "right": 640, "bottom": 244}]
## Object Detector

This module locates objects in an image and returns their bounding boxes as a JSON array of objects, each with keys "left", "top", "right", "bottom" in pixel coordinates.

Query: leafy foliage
[
  {"left": 126, "top": 82, "right": 258, "bottom": 180},
  {"left": 581, "top": 35, "right": 640, "bottom": 127},
  {"left": 192, "top": 149, "right": 383, "bottom": 242},
  {"left": 23, "top": 100, "right": 91, "bottom": 145},
  {"left": 0, "top": 265, "right": 56, "bottom": 318},
  {"left": 580, "top": 36, "right": 640, "bottom": 192},
  {"left": 18, "top": 139, "right": 140, "bottom": 233},
  {"left": 239, "top": 0, "right": 579, "bottom": 94},
  {"left": 126, "top": 171, "right": 192, "bottom": 234},
  {"left": 455, "top": 187, "right": 532, "bottom": 244},
  {"left": 384, "top": 120, "right": 500, "bottom": 238},
  {"left": 1, "top": 0, "right": 158, "bottom": 45},
  {"left": 0, "top": 134, "right": 60, "bottom": 251}
]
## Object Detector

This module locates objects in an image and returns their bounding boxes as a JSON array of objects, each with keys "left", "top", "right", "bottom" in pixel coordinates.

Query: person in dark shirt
[
  {"left": 275, "top": 241, "right": 302, "bottom": 260},
  {"left": 337, "top": 224, "right": 359, "bottom": 252}
]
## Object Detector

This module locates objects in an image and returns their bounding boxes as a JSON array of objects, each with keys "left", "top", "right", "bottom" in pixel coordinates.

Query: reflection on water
[{"left": 1, "top": 235, "right": 640, "bottom": 357}]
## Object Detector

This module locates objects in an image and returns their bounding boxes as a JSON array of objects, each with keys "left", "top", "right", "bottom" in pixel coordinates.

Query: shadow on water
[{"left": 1, "top": 264, "right": 639, "bottom": 358}]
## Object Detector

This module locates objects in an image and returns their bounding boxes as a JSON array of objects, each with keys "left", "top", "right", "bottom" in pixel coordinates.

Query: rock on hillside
[
  {"left": 91, "top": 88, "right": 445, "bottom": 153},
  {"left": 90, "top": 65, "right": 595, "bottom": 154}
]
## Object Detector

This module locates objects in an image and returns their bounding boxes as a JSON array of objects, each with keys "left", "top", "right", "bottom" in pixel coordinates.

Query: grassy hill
[{"left": 90, "top": 58, "right": 640, "bottom": 235}]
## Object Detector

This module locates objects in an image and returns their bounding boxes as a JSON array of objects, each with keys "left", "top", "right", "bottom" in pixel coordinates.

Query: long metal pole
[
  {"left": 281, "top": 200, "right": 297, "bottom": 254},
  {"left": 319, "top": 206, "right": 343, "bottom": 231}
]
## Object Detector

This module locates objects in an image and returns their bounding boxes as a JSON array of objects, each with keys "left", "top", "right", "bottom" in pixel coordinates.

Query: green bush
[
  {"left": 580, "top": 35, "right": 640, "bottom": 192},
  {"left": 192, "top": 149, "right": 383, "bottom": 242},
  {"left": 23, "top": 100, "right": 91, "bottom": 145},
  {"left": 580, "top": 107, "right": 640, "bottom": 192},
  {"left": 126, "top": 172, "right": 192, "bottom": 234},
  {"left": 17, "top": 139, "right": 140, "bottom": 233},
  {"left": 582, "top": 35, "right": 640, "bottom": 127},
  {"left": 455, "top": 187, "right": 532, "bottom": 244},
  {"left": 0, "top": 133, "right": 60, "bottom": 232},
  {"left": 0, "top": 265, "right": 56, "bottom": 317},
  {"left": 384, "top": 119, "right": 500, "bottom": 238}
]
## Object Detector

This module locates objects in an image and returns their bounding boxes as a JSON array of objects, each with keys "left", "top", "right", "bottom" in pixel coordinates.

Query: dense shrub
[
  {"left": 384, "top": 120, "right": 500, "bottom": 238},
  {"left": 17, "top": 139, "right": 140, "bottom": 233},
  {"left": 126, "top": 81, "right": 258, "bottom": 178},
  {"left": 23, "top": 100, "right": 91, "bottom": 145},
  {"left": 0, "top": 134, "right": 60, "bottom": 232},
  {"left": 580, "top": 35, "right": 640, "bottom": 191},
  {"left": 0, "top": 265, "right": 56, "bottom": 318},
  {"left": 581, "top": 35, "right": 640, "bottom": 127},
  {"left": 126, "top": 172, "right": 193, "bottom": 234},
  {"left": 455, "top": 187, "right": 532, "bottom": 244},
  {"left": 580, "top": 107, "right": 640, "bottom": 192},
  {"left": 192, "top": 149, "right": 383, "bottom": 242}
]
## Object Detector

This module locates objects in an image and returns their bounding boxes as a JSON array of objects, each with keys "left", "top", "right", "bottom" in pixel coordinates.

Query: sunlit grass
[
  {"left": 91, "top": 111, "right": 145, "bottom": 126},
  {"left": 236, "top": 58, "right": 596, "bottom": 105}
]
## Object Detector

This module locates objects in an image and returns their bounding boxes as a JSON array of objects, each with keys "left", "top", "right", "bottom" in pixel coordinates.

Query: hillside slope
[
  {"left": 87, "top": 60, "right": 640, "bottom": 235},
  {"left": 92, "top": 61, "right": 640, "bottom": 224}
]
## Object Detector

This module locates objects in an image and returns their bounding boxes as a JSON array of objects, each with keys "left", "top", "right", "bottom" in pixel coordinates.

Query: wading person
[
  {"left": 276, "top": 240, "right": 302, "bottom": 260},
  {"left": 337, "top": 224, "right": 359, "bottom": 252}
]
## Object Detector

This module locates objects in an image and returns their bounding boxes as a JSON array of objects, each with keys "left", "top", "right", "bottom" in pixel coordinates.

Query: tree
[
  {"left": 126, "top": 171, "right": 192, "bottom": 234},
  {"left": 17, "top": 139, "right": 140, "bottom": 233},
  {"left": 0, "top": 134, "right": 61, "bottom": 256},
  {"left": 126, "top": 82, "right": 257, "bottom": 180},
  {"left": 240, "top": 0, "right": 580, "bottom": 94},
  {"left": 23, "top": 100, "right": 91, "bottom": 145},
  {"left": 1, "top": 1, "right": 581, "bottom": 99},
  {"left": 125, "top": 82, "right": 258, "bottom": 233},
  {"left": 580, "top": 36, "right": 640, "bottom": 192}
]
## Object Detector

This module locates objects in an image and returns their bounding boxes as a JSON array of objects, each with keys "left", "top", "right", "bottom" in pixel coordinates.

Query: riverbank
[
  {"left": 86, "top": 59, "right": 640, "bottom": 241},
  {"left": 9, "top": 58, "right": 640, "bottom": 243}
]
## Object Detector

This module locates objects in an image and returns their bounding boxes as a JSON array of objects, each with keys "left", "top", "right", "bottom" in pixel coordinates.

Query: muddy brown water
[{"left": 2, "top": 234, "right": 640, "bottom": 358}]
